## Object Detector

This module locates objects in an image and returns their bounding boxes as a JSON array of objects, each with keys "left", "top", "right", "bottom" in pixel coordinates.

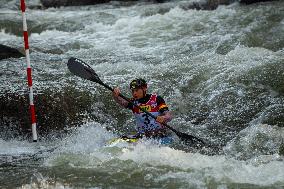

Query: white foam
[
  {"left": 224, "top": 124, "right": 284, "bottom": 160},
  {"left": 52, "top": 122, "right": 114, "bottom": 153},
  {"left": 0, "top": 29, "right": 21, "bottom": 43},
  {"left": 45, "top": 136, "right": 284, "bottom": 186},
  {"left": 44, "top": 122, "right": 117, "bottom": 167},
  {"left": 0, "top": 139, "right": 36, "bottom": 155},
  {"left": 118, "top": 143, "right": 284, "bottom": 186},
  {"left": 0, "top": 138, "right": 54, "bottom": 156}
]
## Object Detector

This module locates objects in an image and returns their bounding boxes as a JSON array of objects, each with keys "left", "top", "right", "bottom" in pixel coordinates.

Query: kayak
[
  {"left": 107, "top": 137, "right": 139, "bottom": 145},
  {"left": 107, "top": 135, "right": 174, "bottom": 146}
]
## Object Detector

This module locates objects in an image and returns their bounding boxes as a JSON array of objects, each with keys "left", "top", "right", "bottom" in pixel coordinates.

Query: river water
[{"left": 0, "top": 0, "right": 284, "bottom": 188}]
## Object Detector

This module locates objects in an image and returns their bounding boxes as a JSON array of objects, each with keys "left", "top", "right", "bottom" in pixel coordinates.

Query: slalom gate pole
[{"left": 20, "top": 0, "right": 38, "bottom": 142}]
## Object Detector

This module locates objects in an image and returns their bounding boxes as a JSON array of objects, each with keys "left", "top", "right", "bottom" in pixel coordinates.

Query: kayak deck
[{"left": 107, "top": 136, "right": 173, "bottom": 146}]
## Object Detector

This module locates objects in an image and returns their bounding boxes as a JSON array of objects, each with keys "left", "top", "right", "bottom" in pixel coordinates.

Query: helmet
[{"left": 129, "top": 78, "right": 147, "bottom": 90}]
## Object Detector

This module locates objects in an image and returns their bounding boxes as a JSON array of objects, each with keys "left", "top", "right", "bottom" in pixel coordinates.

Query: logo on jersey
[{"left": 139, "top": 105, "right": 151, "bottom": 112}]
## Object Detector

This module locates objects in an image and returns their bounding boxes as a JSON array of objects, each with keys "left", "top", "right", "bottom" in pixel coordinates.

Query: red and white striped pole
[{"left": 20, "top": 0, "right": 38, "bottom": 142}]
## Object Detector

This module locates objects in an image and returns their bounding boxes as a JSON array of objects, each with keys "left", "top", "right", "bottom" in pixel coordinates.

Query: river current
[{"left": 0, "top": 0, "right": 284, "bottom": 188}]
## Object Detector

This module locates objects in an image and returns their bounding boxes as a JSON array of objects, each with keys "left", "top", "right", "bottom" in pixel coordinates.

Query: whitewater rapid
[{"left": 1, "top": 0, "right": 284, "bottom": 188}]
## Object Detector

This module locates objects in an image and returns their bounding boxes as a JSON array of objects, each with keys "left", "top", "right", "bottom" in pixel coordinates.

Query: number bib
[{"left": 131, "top": 94, "right": 163, "bottom": 134}]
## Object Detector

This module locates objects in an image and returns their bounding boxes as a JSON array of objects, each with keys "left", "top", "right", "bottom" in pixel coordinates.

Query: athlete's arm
[
  {"left": 156, "top": 111, "right": 172, "bottom": 123},
  {"left": 156, "top": 96, "right": 172, "bottom": 123},
  {"left": 112, "top": 87, "right": 129, "bottom": 108}
]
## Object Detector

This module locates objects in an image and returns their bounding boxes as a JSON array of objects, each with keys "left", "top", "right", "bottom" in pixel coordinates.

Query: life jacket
[{"left": 131, "top": 94, "right": 164, "bottom": 134}]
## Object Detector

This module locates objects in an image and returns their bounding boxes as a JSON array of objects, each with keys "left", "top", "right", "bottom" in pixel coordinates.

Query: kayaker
[{"left": 112, "top": 78, "right": 173, "bottom": 141}]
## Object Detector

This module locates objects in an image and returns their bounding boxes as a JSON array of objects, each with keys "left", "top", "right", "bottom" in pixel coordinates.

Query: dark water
[{"left": 0, "top": 0, "right": 284, "bottom": 188}]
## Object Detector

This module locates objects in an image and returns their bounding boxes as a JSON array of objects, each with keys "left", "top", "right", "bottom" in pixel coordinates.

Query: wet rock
[
  {"left": 180, "top": 0, "right": 231, "bottom": 11},
  {"left": 40, "top": 0, "right": 231, "bottom": 9},
  {"left": 0, "top": 87, "right": 95, "bottom": 139},
  {"left": 240, "top": 0, "right": 279, "bottom": 4},
  {"left": 205, "top": 0, "right": 231, "bottom": 10},
  {"left": 280, "top": 144, "right": 284, "bottom": 156},
  {"left": 0, "top": 44, "right": 24, "bottom": 60},
  {"left": 39, "top": 0, "right": 280, "bottom": 9},
  {"left": 40, "top": 0, "right": 111, "bottom": 8}
]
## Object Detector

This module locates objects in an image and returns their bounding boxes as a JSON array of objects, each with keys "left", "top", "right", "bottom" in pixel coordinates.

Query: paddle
[{"left": 67, "top": 57, "right": 205, "bottom": 145}]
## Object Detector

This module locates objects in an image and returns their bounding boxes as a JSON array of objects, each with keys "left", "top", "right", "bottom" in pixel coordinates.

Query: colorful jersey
[{"left": 127, "top": 94, "right": 169, "bottom": 134}]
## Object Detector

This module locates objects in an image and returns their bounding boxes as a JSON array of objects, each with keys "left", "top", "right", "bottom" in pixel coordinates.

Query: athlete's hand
[
  {"left": 113, "top": 87, "right": 120, "bottom": 97},
  {"left": 156, "top": 116, "right": 165, "bottom": 124}
]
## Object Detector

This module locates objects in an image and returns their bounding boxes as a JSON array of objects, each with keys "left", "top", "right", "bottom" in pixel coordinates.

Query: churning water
[{"left": 0, "top": 0, "right": 284, "bottom": 188}]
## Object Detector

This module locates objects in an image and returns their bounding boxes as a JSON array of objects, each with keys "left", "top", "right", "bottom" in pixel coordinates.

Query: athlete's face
[{"left": 131, "top": 87, "right": 146, "bottom": 99}]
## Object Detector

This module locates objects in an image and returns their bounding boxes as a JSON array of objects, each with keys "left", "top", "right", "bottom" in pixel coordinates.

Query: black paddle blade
[{"left": 67, "top": 57, "right": 102, "bottom": 83}]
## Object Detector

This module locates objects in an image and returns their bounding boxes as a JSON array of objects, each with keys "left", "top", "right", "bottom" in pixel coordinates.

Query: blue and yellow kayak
[
  {"left": 107, "top": 137, "right": 139, "bottom": 145},
  {"left": 107, "top": 135, "right": 173, "bottom": 146}
]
